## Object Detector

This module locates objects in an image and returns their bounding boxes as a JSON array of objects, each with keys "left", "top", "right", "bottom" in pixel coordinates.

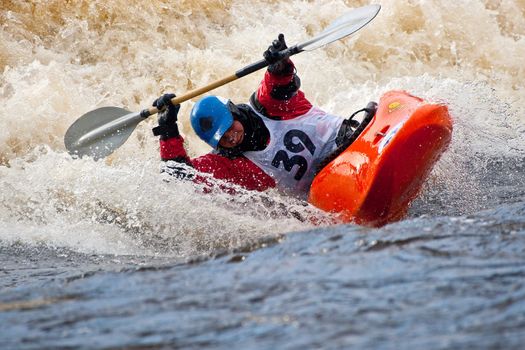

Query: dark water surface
[
  {"left": 1, "top": 155, "right": 525, "bottom": 349},
  {"left": 1, "top": 151, "right": 525, "bottom": 350},
  {"left": 2, "top": 198, "right": 525, "bottom": 349}
]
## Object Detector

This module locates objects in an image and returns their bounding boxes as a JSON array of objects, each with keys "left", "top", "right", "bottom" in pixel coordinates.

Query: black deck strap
[
  {"left": 335, "top": 119, "right": 356, "bottom": 147},
  {"left": 315, "top": 102, "right": 378, "bottom": 175}
]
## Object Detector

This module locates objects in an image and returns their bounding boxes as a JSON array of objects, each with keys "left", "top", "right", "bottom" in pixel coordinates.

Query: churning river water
[{"left": 1, "top": 0, "right": 525, "bottom": 349}]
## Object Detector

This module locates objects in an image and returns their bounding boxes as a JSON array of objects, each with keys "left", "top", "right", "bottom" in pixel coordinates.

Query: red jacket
[{"left": 159, "top": 61, "right": 312, "bottom": 192}]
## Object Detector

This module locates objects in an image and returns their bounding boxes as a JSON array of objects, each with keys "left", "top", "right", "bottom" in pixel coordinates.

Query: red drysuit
[{"left": 159, "top": 61, "right": 312, "bottom": 192}]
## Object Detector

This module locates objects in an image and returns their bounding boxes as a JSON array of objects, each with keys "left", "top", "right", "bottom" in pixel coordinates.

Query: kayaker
[{"left": 152, "top": 34, "right": 374, "bottom": 198}]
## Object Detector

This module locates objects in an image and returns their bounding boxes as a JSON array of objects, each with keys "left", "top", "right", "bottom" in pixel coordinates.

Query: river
[{"left": 1, "top": 0, "right": 525, "bottom": 349}]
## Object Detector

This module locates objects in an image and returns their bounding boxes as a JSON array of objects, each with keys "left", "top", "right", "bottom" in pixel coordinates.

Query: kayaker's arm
[
  {"left": 158, "top": 135, "right": 276, "bottom": 192},
  {"left": 152, "top": 94, "right": 276, "bottom": 192},
  {"left": 151, "top": 94, "right": 192, "bottom": 166},
  {"left": 250, "top": 34, "right": 313, "bottom": 120}
]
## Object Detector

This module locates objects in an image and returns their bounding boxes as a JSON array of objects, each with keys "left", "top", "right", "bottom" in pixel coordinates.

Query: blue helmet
[{"left": 190, "top": 96, "right": 234, "bottom": 148}]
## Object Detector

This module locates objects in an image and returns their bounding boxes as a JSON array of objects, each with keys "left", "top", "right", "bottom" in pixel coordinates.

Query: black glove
[
  {"left": 152, "top": 93, "right": 181, "bottom": 140},
  {"left": 263, "top": 34, "right": 293, "bottom": 75}
]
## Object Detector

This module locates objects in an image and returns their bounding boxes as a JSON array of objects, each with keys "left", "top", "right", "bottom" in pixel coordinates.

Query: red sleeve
[
  {"left": 256, "top": 60, "right": 313, "bottom": 120},
  {"left": 159, "top": 137, "right": 275, "bottom": 192},
  {"left": 192, "top": 154, "right": 276, "bottom": 192},
  {"left": 159, "top": 136, "right": 191, "bottom": 163}
]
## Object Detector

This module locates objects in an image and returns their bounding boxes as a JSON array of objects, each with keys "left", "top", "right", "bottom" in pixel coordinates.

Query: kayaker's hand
[
  {"left": 152, "top": 93, "right": 181, "bottom": 140},
  {"left": 264, "top": 34, "right": 293, "bottom": 75},
  {"left": 154, "top": 93, "right": 180, "bottom": 124},
  {"left": 264, "top": 33, "right": 288, "bottom": 63}
]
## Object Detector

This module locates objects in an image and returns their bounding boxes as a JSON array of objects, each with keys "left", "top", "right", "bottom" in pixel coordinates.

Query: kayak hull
[{"left": 308, "top": 90, "right": 453, "bottom": 226}]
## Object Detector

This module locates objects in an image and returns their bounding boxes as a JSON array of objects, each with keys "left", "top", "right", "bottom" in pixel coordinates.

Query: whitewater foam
[{"left": 1, "top": 0, "right": 524, "bottom": 256}]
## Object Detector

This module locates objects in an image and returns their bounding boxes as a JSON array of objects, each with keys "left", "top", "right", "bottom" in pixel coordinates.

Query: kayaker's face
[{"left": 219, "top": 120, "right": 245, "bottom": 148}]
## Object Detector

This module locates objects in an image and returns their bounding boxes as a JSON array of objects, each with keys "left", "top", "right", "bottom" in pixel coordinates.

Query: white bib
[{"left": 244, "top": 106, "right": 344, "bottom": 198}]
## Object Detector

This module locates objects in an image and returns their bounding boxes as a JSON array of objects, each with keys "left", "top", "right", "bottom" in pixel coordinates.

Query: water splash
[{"left": 1, "top": 0, "right": 524, "bottom": 256}]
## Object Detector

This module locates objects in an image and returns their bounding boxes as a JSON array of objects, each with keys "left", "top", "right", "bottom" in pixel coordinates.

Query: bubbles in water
[{"left": 1, "top": 0, "right": 524, "bottom": 256}]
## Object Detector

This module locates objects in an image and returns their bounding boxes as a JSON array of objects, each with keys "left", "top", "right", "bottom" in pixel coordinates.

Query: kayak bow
[{"left": 309, "top": 91, "right": 453, "bottom": 227}]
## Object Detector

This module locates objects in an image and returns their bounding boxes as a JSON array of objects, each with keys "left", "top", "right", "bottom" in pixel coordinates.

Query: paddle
[{"left": 64, "top": 4, "right": 381, "bottom": 160}]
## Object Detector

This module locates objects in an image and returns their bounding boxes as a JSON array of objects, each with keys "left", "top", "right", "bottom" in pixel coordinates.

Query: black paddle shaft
[{"left": 235, "top": 46, "right": 301, "bottom": 78}]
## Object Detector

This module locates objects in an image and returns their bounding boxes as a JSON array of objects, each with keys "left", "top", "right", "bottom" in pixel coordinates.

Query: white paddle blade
[
  {"left": 298, "top": 4, "right": 381, "bottom": 51},
  {"left": 64, "top": 107, "right": 143, "bottom": 160}
]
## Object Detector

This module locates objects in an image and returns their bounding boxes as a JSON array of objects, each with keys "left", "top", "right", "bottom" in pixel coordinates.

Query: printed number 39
[{"left": 271, "top": 130, "right": 316, "bottom": 180}]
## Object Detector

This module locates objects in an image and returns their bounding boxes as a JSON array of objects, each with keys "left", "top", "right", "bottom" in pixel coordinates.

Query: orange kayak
[{"left": 309, "top": 90, "right": 453, "bottom": 227}]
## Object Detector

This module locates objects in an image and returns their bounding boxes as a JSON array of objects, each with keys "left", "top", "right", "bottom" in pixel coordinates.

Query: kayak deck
[{"left": 308, "top": 90, "right": 453, "bottom": 226}]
